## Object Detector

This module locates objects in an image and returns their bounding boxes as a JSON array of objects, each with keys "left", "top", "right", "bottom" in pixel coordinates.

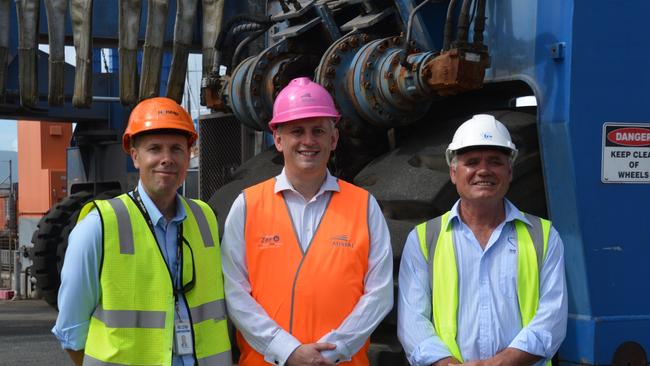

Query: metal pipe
[
  {"left": 167, "top": 0, "right": 199, "bottom": 103},
  {"left": 71, "top": 0, "right": 94, "bottom": 108},
  {"left": 15, "top": 0, "right": 40, "bottom": 107},
  {"left": 202, "top": 0, "right": 225, "bottom": 77},
  {"left": 472, "top": 0, "right": 486, "bottom": 46},
  {"left": 213, "top": 18, "right": 272, "bottom": 71},
  {"left": 13, "top": 248, "right": 21, "bottom": 299},
  {"left": 231, "top": 28, "right": 267, "bottom": 67},
  {"left": 442, "top": 0, "right": 458, "bottom": 50},
  {"left": 0, "top": 0, "right": 11, "bottom": 103},
  {"left": 92, "top": 96, "right": 122, "bottom": 102},
  {"left": 119, "top": 0, "right": 142, "bottom": 105},
  {"left": 401, "top": 0, "right": 435, "bottom": 67},
  {"left": 139, "top": 0, "right": 169, "bottom": 100},
  {"left": 456, "top": 0, "right": 473, "bottom": 44},
  {"left": 45, "top": 0, "right": 68, "bottom": 106}
]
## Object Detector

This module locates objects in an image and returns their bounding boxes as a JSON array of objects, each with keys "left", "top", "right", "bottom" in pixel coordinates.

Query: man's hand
[
  {"left": 434, "top": 356, "right": 462, "bottom": 366},
  {"left": 451, "top": 360, "right": 478, "bottom": 366},
  {"left": 286, "top": 343, "right": 337, "bottom": 366},
  {"left": 65, "top": 349, "right": 84, "bottom": 366},
  {"left": 449, "top": 348, "right": 542, "bottom": 366}
]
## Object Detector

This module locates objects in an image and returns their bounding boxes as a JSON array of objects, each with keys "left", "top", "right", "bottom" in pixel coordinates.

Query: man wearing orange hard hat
[
  {"left": 53, "top": 97, "right": 232, "bottom": 366},
  {"left": 221, "top": 77, "right": 394, "bottom": 366}
]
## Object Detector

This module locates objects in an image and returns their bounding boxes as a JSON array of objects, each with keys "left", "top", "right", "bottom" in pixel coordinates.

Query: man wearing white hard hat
[
  {"left": 221, "top": 77, "right": 393, "bottom": 366},
  {"left": 397, "top": 115, "right": 567, "bottom": 366}
]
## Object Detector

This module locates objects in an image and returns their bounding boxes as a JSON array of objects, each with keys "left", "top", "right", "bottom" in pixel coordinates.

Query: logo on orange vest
[
  {"left": 330, "top": 234, "right": 353, "bottom": 248},
  {"left": 259, "top": 234, "right": 281, "bottom": 248}
]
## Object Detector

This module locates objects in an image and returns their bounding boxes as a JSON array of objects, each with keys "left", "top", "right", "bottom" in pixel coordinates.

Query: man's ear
[
  {"left": 449, "top": 165, "right": 457, "bottom": 185},
  {"left": 273, "top": 129, "right": 283, "bottom": 152},
  {"left": 130, "top": 147, "right": 140, "bottom": 169},
  {"left": 330, "top": 126, "right": 339, "bottom": 150}
]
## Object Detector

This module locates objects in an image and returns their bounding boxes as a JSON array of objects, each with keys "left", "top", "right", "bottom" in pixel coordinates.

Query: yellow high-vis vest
[
  {"left": 416, "top": 211, "right": 551, "bottom": 366},
  {"left": 78, "top": 193, "right": 232, "bottom": 366}
]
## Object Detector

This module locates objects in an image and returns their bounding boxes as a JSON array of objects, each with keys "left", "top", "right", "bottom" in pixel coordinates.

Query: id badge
[{"left": 173, "top": 320, "right": 193, "bottom": 355}]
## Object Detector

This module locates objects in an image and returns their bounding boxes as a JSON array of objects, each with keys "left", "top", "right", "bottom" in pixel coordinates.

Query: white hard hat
[{"left": 445, "top": 114, "right": 518, "bottom": 165}]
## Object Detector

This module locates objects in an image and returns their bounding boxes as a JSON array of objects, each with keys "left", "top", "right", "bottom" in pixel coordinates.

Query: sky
[{"left": 0, "top": 119, "right": 17, "bottom": 151}]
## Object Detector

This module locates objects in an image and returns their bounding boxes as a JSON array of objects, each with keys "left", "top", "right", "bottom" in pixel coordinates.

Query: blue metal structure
[
  {"left": 3, "top": 0, "right": 649, "bottom": 364},
  {"left": 479, "top": 1, "right": 650, "bottom": 363},
  {"left": 209, "top": 1, "right": 650, "bottom": 364}
]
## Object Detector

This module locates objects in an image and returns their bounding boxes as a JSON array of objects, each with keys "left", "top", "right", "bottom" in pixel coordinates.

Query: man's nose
[
  {"left": 160, "top": 149, "right": 175, "bottom": 165},
  {"left": 301, "top": 132, "right": 317, "bottom": 144},
  {"left": 476, "top": 160, "right": 491, "bottom": 173}
]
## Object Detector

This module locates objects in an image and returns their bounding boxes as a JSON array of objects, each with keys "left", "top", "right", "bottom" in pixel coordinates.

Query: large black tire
[
  {"left": 208, "top": 148, "right": 284, "bottom": 235},
  {"left": 31, "top": 190, "right": 121, "bottom": 309}
]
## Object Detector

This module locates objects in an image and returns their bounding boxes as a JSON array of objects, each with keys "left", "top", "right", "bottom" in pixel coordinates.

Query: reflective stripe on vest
[
  {"left": 416, "top": 211, "right": 551, "bottom": 365},
  {"left": 79, "top": 193, "right": 232, "bottom": 366},
  {"left": 239, "top": 178, "right": 371, "bottom": 366}
]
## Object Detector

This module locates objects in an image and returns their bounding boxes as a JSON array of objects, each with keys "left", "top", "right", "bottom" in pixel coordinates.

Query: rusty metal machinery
[
  {"left": 201, "top": 0, "right": 489, "bottom": 178},
  {"left": 207, "top": 0, "right": 489, "bottom": 137},
  {"left": 206, "top": 0, "right": 348, "bottom": 130}
]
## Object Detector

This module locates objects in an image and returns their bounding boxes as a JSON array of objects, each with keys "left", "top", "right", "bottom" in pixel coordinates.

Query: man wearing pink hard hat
[{"left": 221, "top": 77, "right": 394, "bottom": 366}]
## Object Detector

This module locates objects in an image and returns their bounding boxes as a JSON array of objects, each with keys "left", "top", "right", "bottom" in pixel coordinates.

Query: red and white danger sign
[{"left": 602, "top": 123, "right": 650, "bottom": 183}]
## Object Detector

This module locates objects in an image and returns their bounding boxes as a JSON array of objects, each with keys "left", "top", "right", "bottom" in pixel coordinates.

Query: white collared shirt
[
  {"left": 397, "top": 199, "right": 567, "bottom": 365},
  {"left": 221, "top": 169, "right": 393, "bottom": 365}
]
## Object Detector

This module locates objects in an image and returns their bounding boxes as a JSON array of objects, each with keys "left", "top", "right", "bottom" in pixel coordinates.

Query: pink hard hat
[{"left": 268, "top": 77, "right": 341, "bottom": 129}]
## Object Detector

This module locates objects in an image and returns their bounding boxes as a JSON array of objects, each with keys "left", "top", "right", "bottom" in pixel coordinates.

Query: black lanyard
[{"left": 132, "top": 187, "right": 189, "bottom": 296}]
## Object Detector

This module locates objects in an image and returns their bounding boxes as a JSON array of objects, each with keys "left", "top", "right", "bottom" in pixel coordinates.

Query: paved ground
[{"left": 0, "top": 299, "right": 70, "bottom": 365}]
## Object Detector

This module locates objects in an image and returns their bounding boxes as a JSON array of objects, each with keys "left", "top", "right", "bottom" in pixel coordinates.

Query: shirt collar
[
  {"left": 445, "top": 198, "right": 530, "bottom": 230},
  {"left": 274, "top": 168, "right": 340, "bottom": 197},
  {"left": 136, "top": 180, "right": 187, "bottom": 226}
]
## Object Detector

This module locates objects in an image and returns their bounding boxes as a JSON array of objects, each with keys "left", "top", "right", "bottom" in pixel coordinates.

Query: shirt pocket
[{"left": 498, "top": 239, "right": 518, "bottom": 299}]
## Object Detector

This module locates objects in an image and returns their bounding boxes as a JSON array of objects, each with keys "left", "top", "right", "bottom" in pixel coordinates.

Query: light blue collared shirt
[
  {"left": 221, "top": 169, "right": 394, "bottom": 366},
  {"left": 52, "top": 181, "right": 196, "bottom": 365},
  {"left": 397, "top": 199, "right": 567, "bottom": 366}
]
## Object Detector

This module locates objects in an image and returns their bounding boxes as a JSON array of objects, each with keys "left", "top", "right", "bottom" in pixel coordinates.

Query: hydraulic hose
[
  {"left": 167, "top": 0, "right": 199, "bottom": 103},
  {"left": 119, "top": 0, "right": 142, "bottom": 105},
  {"left": 456, "top": 0, "right": 473, "bottom": 45},
  {"left": 442, "top": 0, "right": 458, "bottom": 50},
  {"left": 71, "top": 0, "right": 94, "bottom": 108},
  {"left": 401, "top": 0, "right": 438, "bottom": 67},
  {"left": 211, "top": 15, "right": 273, "bottom": 72},
  {"left": 214, "top": 15, "right": 274, "bottom": 53},
  {"left": 139, "top": 0, "right": 169, "bottom": 100},
  {"left": 16, "top": 0, "right": 40, "bottom": 107},
  {"left": 231, "top": 28, "right": 268, "bottom": 66},
  {"left": 45, "top": 0, "right": 68, "bottom": 106},
  {"left": 473, "top": 0, "right": 486, "bottom": 46}
]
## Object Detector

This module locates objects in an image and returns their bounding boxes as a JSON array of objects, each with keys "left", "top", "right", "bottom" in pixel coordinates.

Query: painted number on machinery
[{"left": 602, "top": 123, "right": 650, "bottom": 183}]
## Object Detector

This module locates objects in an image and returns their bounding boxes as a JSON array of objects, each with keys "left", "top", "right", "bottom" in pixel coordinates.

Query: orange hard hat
[{"left": 122, "top": 97, "right": 198, "bottom": 152}]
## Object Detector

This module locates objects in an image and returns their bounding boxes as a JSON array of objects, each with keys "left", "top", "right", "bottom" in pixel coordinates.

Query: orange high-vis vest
[{"left": 239, "top": 178, "right": 371, "bottom": 366}]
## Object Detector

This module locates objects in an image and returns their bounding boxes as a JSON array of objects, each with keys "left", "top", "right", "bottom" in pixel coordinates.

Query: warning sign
[{"left": 602, "top": 123, "right": 650, "bottom": 183}]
